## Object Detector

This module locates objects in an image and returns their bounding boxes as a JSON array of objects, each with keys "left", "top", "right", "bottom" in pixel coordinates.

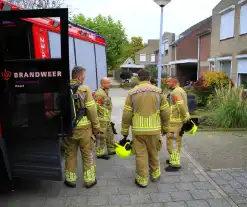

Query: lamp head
[{"left": 154, "top": 0, "right": 171, "bottom": 7}]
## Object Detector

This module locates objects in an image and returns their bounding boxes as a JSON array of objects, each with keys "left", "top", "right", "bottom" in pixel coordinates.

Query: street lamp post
[{"left": 154, "top": 0, "right": 171, "bottom": 88}]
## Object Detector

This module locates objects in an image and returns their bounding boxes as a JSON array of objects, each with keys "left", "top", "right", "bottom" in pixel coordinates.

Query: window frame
[
  {"left": 140, "top": 54, "right": 146, "bottom": 62},
  {"left": 219, "top": 60, "right": 232, "bottom": 77},
  {"left": 151, "top": 54, "right": 155, "bottom": 62},
  {"left": 240, "top": 3, "right": 247, "bottom": 35},
  {"left": 219, "top": 6, "right": 235, "bottom": 41}
]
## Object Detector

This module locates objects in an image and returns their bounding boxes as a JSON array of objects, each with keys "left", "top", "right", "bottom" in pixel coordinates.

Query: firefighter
[
  {"left": 64, "top": 66, "right": 100, "bottom": 189},
  {"left": 94, "top": 77, "right": 116, "bottom": 160},
  {"left": 165, "top": 77, "right": 190, "bottom": 172},
  {"left": 121, "top": 69, "right": 170, "bottom": 188}
]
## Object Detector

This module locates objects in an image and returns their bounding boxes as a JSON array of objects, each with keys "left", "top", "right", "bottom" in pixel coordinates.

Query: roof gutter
[{"left": 196, "top": 29, "right": 211, "bottom": 37}]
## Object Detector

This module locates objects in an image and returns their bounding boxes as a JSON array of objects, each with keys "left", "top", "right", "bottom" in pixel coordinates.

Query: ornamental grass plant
[{"left": 213, "top": 85, "right": 247, "bottom": 128}]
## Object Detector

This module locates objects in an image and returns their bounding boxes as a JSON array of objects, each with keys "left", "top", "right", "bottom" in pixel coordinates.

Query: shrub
[
  {"left": 192, "top": 71, "right": 233, "bottom": 107},
  {"left": 130, "top": 77, "right": 140, "bottom": 88},
  {"left": 213, "top": 86, "right": 247, "bottom": 128},
  {"left": 120, "top": 71, "right": 132, "bottom": 80}
]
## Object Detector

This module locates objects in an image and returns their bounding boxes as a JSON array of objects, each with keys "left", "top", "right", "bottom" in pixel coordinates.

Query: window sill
[
  {"left": 239, "top": 33, "right": 247, "bottom": 37},
  {"left": 220, "top": 36, "right": 234, "bottom": 41}
]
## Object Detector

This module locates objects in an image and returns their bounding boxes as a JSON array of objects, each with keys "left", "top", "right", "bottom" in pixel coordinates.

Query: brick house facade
[
  {"left": 197, "top": 29, "right": 211, "bottom": 78},
  {"left": 169, "top": 17, "right": 212, "bottom": 85},
  {"left": 209, "top": 0, "right": 247, "bottom": 86}
]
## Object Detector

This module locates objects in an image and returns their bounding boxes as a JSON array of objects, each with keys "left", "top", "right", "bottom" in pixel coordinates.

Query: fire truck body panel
[
  {"left": 0, "top": 1, "right": 107, "bottom": 185},
  {"left": 1, "top": 0, "right": 107, "bottom": 90}
]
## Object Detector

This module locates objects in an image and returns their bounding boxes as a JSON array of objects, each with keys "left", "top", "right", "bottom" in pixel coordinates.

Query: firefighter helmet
[
  {"left": 185, "top": 120, "right": 197, "bottom": 135},
  {"left": 114, "top": 142, "right": 132, "bottom": 159}
]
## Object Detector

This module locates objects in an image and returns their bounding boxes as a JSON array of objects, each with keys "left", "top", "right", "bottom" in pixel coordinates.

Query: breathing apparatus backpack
[{"left": 70, "top": 84, "right": 86, "bottom": 129}]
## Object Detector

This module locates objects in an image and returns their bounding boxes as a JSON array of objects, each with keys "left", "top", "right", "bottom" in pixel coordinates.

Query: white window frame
[
  {"left": 240, "top": 3, "right": 247, "bottom": 35},
  {"left": 151, "top": 54, "right": 155, "bottom": 62},
  {"left": 164, "top": 42, "right": 169, "bottom": 51},
  {"left": 140, "top": 54, "right": 146, "bottom": 62},
  {"left": 209, "top": 62, "right": 215, "bottom": 71},
  {"left": 219, "top": 6, "right": 235, "bottom": 40},
  {"left": 219, "top": 60, "right": 232, "bottom": 77},
  {"left": 162, "top": 40, "right": 169, "bottom": 56}
]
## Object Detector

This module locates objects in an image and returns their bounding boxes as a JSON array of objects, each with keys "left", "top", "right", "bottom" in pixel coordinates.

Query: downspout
[
  {"left": 197, "top": 36, "right": 200, "bottom": 80},
  {"left": 175, "top": 45, "right": 177, "bottom": 61},
  {"left": 174, "top": 45, "right": 177, "bottom": 77}
]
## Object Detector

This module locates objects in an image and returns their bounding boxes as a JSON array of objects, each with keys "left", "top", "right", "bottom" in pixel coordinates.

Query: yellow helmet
[
  {"left": 185, "top": 120, "right": 197, "bottom": 135},
  {"left": 114, "top": 142, "right": 132, "bottom": 159}
]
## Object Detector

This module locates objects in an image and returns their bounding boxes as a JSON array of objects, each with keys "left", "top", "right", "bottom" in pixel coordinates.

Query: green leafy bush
[
  {"left": 192, "top": 71, "right": 233, "bottom": 107},
  {"left": 213, "top": 86, "right": 247, "bottom": 128},
  {"left": 130, "top": 77, "right": 140, "bottom": 88}
]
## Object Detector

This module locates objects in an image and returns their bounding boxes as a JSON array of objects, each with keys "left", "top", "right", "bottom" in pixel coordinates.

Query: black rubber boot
[
  {"left": 165, "top": 165, "right": 181, "bottom": 172},
  {"left": 97, "top": 155, "right": 110, "bottom": 160},
  {"left": 64, "top": 180, "right": 76, "bottom": 188},
  {"left": 85, "top": 180, "right": 97, "bottom": 189},
  {"left": 135, "top": 179, "right": 147, "bottom": 188}
]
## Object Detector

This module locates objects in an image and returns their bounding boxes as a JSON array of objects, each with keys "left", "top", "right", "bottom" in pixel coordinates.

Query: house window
[
  {"left": 220, "top": 9, "right": 235, "bottom": 40},
  {"left": 140, "top": 54, "right": 146, "bottom": 62},
  {"left": 209, "top": 62, "right": 215, "bottom": 71},
  {"left": 239, "top": 74, "right": 247, "bottom": 89},
  {"left": 164, "top": 42, "right": 169, "bottom": 56},
  {"left": 240, "top": 4, "right": 247, "bottom": 35},
  {"left": 162, "top": 41, "right": 169, "bottom": 55},
  {"left": 151, "top": 54, "right": 155, "bottom": 62},
  {"left": 237, "top": 58, "right": 247, "bottom": 88},
  {"left": 220, "top": 60, "right": 231, "bottom": 77}
]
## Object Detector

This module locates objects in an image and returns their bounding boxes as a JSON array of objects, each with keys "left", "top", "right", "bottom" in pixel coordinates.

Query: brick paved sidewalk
[
  {"left": 0, "top": 144, "right": 245, "bottom": 207},
  {"left": 1, "top": 88, "right": 246, "bottom": 207}
]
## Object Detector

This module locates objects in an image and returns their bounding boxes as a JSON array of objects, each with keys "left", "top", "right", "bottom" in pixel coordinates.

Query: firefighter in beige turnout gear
[
  {"left": 64, "top": 66, "right": 100, "bottom": 188},
  {"left": 121, "top": 69, "right": 170, "bottom": 188},
  {"left": 94, "top": 77, "right": 115, "bottom": 160},
  {"left": 165, "top": 77, "right": 190, "bottom": 172}
]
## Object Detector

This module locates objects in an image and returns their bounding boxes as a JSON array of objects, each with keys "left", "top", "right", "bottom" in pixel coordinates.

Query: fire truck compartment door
[{"left": 0, "top": 8, "right": 71, "bottom": 181}]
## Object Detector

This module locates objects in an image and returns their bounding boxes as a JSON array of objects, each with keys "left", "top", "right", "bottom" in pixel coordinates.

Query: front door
[{"left": 0, "top": 8, "right": 71, "bottom": 181}]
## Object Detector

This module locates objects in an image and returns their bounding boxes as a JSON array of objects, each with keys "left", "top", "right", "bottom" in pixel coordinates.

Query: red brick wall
[
  {"left": 155, "top": 53, "right": 159, "bottom": 64},
  {"left": 199, "top": 33, "right": 211, "bottom": 62},
  {"left": 199, "top": 66, "right": 209, "bottom": 77},
  {"left": 176, "top": 21, "right": 211, "bottom": 60},
  {"left": 171, "top": 47, "right": 175, "bottom": 60}
]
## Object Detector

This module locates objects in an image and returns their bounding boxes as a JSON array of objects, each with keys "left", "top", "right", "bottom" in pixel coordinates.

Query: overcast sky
[{"left": 70, "top": 0, "right": 221, "bottom": 42}]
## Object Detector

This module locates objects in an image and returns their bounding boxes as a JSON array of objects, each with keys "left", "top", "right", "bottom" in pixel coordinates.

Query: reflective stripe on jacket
[
  {"left": 94, "top": 88, "right": 112, "bottom": 122},
  {"left": 121, "top": 81, "right": 170, "bottom": 136}
]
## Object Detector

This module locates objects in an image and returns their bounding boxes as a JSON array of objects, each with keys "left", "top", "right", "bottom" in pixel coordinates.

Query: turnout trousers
[
  {"left": 132, "top": 134, "right": 162, "bottom": 187},
  {"left": 96, "top": 121, "right": 115, "bottom": 156},
  {"left": 166, "top": 123, "right": 183, "bottom": 167},
  {"left": 64, "top": 125, "right": 96, "bottom": 187}
]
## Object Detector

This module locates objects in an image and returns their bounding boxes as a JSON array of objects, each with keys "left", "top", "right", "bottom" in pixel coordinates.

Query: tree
[
  {"left": 145, "top": 64, "right": 158, "bottom": 85},
  {"left": 5, "top": 0, "right": 65, "bottom": 9},
  {"left": 126, "top": 37, "right": 144, "bottom": 63},
  {"left": 73, "top": 14, "right": 128, "bottom": 71}
]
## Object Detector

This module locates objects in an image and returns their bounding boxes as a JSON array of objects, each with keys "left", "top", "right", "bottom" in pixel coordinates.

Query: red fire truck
[
  {"left": 0, "top": 1, "right": 107, "bottom": 89},
  {"left": 0, "top": 0, "right": 107, "bottom": 190}
]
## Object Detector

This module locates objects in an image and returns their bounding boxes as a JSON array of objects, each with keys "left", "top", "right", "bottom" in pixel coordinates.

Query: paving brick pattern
[
  {"left": 0, "top": 88, "right": 246, "bottom": 207},
  {"left": 0, "top": 150, "right": 245, "bottom": 207}
]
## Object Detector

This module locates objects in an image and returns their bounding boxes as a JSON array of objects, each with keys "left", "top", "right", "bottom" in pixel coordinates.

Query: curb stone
[{"left": 198, "top": 128, "right": 247, "bottom": 132}]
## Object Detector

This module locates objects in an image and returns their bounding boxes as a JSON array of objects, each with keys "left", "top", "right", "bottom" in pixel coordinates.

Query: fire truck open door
[{"left": 0, "top": 8, "right": 71, "bottom": 182}]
